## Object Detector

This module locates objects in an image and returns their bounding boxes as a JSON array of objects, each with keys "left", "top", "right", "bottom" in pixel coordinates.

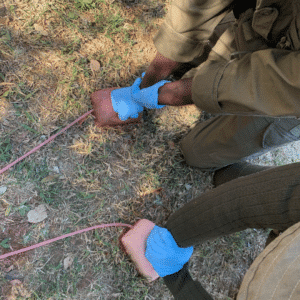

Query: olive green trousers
[{"left": 179, "top": 11, "right": 300, "bottom": 171}]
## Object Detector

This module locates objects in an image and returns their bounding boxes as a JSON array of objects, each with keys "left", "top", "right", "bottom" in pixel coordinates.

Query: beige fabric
[{"left": 238, "top": 222, "right": 300, "bottom": 300}]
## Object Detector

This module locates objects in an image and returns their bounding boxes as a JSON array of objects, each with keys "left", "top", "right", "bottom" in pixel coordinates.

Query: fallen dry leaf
[
  {"left": 0, "top": 186, "right": 7, "bottom": 195},
  {"left": 5, "top": 204, "right": 12, "bottom": 216},
  {"left": 167, "top": 141, "right": 175, "bottom": 149},
  {"left": 33, "top": 24, "right": 48, "bottom": 36},
  {"left": 90, "top": 59, "right": 100, "bottom": 71},
  {"left": 27, "top": 204, "right": 47, "bottom": 223},
  {"left": 10, "top": 279, "right": 22, "bottom": 286},
  {"left": 5, "top": 265, "right": 14, "bottom": 273},
  {"left": 41, "top": 174, "right": 58, "bottom": 183},
  {"left": 0, "top": 82, "right": 15, "bottom": 86},
  {"left": 7, "top": 280, "right": 31, "bottom": 300}
]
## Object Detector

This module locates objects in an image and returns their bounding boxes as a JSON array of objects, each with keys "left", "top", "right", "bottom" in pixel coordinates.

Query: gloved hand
[
  {"left": 145, "top": 225, "right": 193, "bottom": 277},
  {"left": 90, "top": 87, "right": 143, "bottom": 127},
  {"left": 111, "top": 74, "right": 170, "bottom": 121},
  {"left": 132, "top": 74, "right": 170, "bottom": 109},
  {"left": 111, "top": 78, "right": 144, "bottom": 121}
]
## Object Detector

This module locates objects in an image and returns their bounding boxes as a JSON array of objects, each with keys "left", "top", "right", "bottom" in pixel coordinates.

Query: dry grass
[{"left": 0, "top": 0, "right": 268, "bottom": 299}]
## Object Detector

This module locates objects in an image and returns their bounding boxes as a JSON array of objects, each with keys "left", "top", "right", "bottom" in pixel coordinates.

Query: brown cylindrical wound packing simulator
[{"left": 90, "top": 88, "right": 143, "bottom": 127}]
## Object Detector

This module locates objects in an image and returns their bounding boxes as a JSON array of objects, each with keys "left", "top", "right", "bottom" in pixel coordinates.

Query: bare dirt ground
[{"left": 0, "top": 0, "right": 295, "bottom": 299}]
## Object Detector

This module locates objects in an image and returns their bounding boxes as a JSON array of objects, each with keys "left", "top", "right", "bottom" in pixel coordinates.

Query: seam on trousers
[
  {"left": 239, "top": 224, "right": 300, "bottom": 299},
  {"left": 214, "top": 59, "right": 235, "bottom": 110},
  {"left": 289, "top": 277, "right": 300, "bottom": 300},
  {"left": 270, "top": 252, "right": 300, "bottom": 299}
]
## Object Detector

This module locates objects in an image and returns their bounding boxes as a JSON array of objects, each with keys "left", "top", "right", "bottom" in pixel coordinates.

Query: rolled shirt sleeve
[
  {"left": 153, "top": 0, "right": 234, "bottom": 62},
  {"left": 192, "top": 49, "right": 300, "bottom": 118}
]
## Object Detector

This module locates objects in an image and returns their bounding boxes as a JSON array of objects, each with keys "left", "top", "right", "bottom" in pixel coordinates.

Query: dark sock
[
  {"left": 163, "top": 263, "right": 213, "bottom": 300},
  {"left": 213, "top": 162, "right": 274, "bottom": 187}
]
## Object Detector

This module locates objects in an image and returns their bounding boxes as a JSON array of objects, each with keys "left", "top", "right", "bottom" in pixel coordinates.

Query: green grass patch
[{"left": 0, "top": 138, "right": 12, "bottom": 163}]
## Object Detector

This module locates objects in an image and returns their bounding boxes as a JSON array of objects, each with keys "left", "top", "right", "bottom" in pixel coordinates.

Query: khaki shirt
[{"left": 154, "top": 0, "right": 300, "bottom": 118}]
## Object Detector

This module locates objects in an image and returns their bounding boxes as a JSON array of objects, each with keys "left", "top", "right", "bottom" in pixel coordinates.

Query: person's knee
[
  {"left": 180, "top": 136, "right": 216, "bottom": 170},
  {"left": 180, "top": 136, "right": 196, "bottom": 167},
  {"left": 179, "top": 136, "right": 189, "bottom": 161}
]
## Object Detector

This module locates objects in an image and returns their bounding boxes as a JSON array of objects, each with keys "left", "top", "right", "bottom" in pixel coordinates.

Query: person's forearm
[
  {"left": 140, "top": 52, "right": 182, "bottom": 90},
  {"left": 158, "top": 78, "right": 194, "bottom": 106}
]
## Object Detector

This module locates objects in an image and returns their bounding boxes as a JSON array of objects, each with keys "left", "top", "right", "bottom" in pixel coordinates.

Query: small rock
[
  {"left": 0, "top": 186, "right": 7, "bottom": 195},
  {"left": 64, "top": 256, "right": 73, "bottom": 270},
  {"left": 27, "top": 205, "right": 47, "bottom": 223},
  {"left": 53, "top": 166, "right": 60, "bottom": 174}
]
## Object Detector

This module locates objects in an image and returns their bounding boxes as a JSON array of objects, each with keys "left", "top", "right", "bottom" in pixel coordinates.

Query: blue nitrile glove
[
  {"left": 145, "top": 225, "right": 193, "bottom": 277},
  {"left": 131, "top": 73, "right": 170, "bottom": 109},
  {"left": 111, "top": 78, "right": 144, "bottom": 121}
]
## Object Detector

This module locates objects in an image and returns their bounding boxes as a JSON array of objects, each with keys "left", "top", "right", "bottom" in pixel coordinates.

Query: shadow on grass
[{"left": 120, "top": 0, "right": 167, "bottom": 21}]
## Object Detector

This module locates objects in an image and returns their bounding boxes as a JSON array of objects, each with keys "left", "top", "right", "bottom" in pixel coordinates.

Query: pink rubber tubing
[{"left": 0, "top": 223, "right": 132, "bottom": 260}]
